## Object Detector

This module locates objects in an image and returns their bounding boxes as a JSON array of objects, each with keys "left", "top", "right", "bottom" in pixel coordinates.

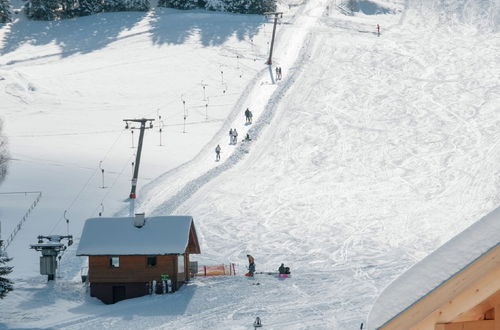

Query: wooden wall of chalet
[{"left": 89, "top": 255, "right": 178, "bottom": 283}]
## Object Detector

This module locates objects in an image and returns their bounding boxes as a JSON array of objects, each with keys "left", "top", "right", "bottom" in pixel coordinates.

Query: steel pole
[
  {"left": 129, "top": 121, "right": 146, "bottom": 199},
  {"left": 266, "top": 13, "right": 279, "bottom": 65}
]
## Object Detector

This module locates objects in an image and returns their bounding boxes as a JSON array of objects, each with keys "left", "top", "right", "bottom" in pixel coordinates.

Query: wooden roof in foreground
[{"left": 367, "top": 205, "right": 500, "bottom": 330}]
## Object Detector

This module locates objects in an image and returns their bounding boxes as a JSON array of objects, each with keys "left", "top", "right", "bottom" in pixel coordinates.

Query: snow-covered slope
[
  {"left": 0, "top": 7, "right": 272, "bottom": 276},
  {"left": 403, "top": 0, "right": 500, "bottom": 32},
  {"left": 1, "top": 0, "right": 500, "bottom": 329}
]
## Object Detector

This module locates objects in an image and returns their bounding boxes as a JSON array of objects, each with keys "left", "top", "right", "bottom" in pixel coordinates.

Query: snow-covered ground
[
  {"left": 1, "top": 0, "right": 500, "bottom": 329},
  {"left": 0, "top": 4, "right": 278, "bottom": 275}
]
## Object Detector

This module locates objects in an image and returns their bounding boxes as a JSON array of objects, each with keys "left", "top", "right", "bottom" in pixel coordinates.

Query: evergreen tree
[
  {"left": 206, "top": 0, "right": 275, "bottom": 14},
  {"left": 158, "top": 0, "right": 200, "bottom": 10},
  {"left": 0, "top": 246, "right": 13, "bottom": 299},
  {"left": 0, "top": 119, "right": 12, "bottom": 300},
  {"left": 0, "top": 120, "right": 8, "bottom": 185},
  {"left": 345, "top": 0, "right": 358, "bottom": 14},
  {"left": 104, "top": 0, "right": 149, "bottom": 12},
  {"left": 24, "top": 0, "right": 62, "bottom": 20},
  {"left": 75, "top": 0, "right": 103, "bottom": 16},
  {"left": 204, "top": 0, "right": 224, "bottom": 11},
  {"left": 0, "top": 0, "right": 11, "bottom": 23},
  {"left": 60, "top": 0, "right": 78, "bottom": 17}
]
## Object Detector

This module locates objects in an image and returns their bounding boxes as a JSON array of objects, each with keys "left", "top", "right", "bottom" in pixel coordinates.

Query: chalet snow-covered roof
[
  {"left": 367, "top": 205, "right": 500, "bottom": 329},
  {"left": 76, "top": 216, "right": 200, "bottom": 256}
]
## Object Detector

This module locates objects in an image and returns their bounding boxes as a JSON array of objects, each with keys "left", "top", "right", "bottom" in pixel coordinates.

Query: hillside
[{"left": 1, "top": 0, "right": 500, "bottom": 329}]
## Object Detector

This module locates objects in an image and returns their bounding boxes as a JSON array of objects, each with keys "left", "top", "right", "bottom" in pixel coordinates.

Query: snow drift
[{"left": 404, "top": 0, "right": 500, "bottom": 32}]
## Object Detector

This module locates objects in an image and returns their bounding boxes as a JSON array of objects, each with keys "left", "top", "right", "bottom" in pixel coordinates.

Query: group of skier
[
  {"left": 244, "top": 108, "right": 253, "bottom": 124},
  {"left": 229, "top": 128, "right": 239, "bottom": 145},
  {"left": 215, "top": 107, "right": 256, "bottom": 161},
  {"left": 275, "top": 66, "right": 283, "bottom": 80},
  {"left": 244, "top": 254, "right": 291, "bottom": 277}
]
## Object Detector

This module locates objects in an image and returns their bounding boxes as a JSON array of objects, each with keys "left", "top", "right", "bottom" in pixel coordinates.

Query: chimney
[{"left": 134, "top": 213, "right": 145, "bottom": 228}]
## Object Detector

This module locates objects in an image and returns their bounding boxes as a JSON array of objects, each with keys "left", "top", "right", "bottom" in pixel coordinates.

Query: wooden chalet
[
  {"left": 76, "top": 214, "right": 200, "bottom": 304},
  {"left": 367, "top": 205, "right": 500, "bottom": 330}
]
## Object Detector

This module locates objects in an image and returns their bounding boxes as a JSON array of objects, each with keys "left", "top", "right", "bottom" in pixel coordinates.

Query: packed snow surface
[
  {"left": 1, "top": 0, "right": 500, "bottom": 329},
  {"left": 76, "top": 216, "right": 195, "bottom": 255},
  {"left": 367, "top": 205, "right": 500, "bottom": 329}
]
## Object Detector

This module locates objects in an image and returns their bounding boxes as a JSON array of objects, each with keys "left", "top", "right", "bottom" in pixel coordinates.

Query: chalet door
[{"left": 112, "top": 285, "right": 126, "bottom": 303}]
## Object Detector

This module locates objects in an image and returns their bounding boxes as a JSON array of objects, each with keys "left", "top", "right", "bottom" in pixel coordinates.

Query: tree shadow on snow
[
  {"left": 0, "top": 11, "right": 148, "bottom": 60},
  {"left": 148, "top": 8, "right": 265, "bottom": 47},
  {"left": 358, "top": 0, "right": 393, "bottom": 15}
]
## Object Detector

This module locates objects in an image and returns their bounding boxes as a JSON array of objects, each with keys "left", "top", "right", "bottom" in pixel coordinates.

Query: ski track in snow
[
  {"left": 156, "top": 1, "right": 500, "bottom": 329},
  {"left": 133, "top": 0, "right": 325, "bottom": 216}
]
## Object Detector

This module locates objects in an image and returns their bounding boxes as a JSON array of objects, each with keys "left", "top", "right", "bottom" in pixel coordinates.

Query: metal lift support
[
  {"left": 123, "top": 118, "right": 155, "bottom": 199},
  {"left": 265, "top": 12, "right": 283, "bottom": 65}
]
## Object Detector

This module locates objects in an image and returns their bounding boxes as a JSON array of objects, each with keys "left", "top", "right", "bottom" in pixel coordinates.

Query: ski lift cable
[
  {"left": 52, "top": 151, "right": 133, "bottom": 269},
  {"left": 9, "top": 129, "right": 123, "bottom": 138},
  {"left": 48, "top": 130, "right": 126, "bottom": 234},
  {"left": 88, "top": 152, "right": 136, "bottom": 218}
]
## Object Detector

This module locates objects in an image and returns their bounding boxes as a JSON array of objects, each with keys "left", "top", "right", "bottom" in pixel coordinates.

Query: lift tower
[
  {"left": 124, "top": 118, "right": 155, "bottom": 199},
  {"left": 265, "top": 12, "right": 283, "bottom": 65},
  {"left": 30, "top": 235, "right": 73, "bottom": 281}
]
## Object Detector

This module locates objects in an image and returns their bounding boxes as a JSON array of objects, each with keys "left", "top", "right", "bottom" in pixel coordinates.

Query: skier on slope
[
  {"left": 215, "top": 144, "right": 221, "bottom": 161},
  {"left": 245, "top": 108, "right": 251, "bottom": 123},
  {"left": 229, "top": 129, "right": 234, "bottom": 144},
  {"left": 232, "top": 128, "right": 238, "bottom": 144},
  {"left": 246, "top": 254, "right": 255, "bottom": 276},
  {"left": 278, "top": 263, "right": 290, "bottom": 274}
]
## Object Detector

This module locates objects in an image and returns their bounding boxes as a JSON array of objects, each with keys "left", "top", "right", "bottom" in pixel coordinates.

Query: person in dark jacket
[
  {"left": 247, "top": 254, "right": 255, "bottom": 276},
  {"left": 215, "top": 144, "right": 221, "bottom": 161},
  {"left": 245, "top": 108, "right": 251, "bottom": 123}
]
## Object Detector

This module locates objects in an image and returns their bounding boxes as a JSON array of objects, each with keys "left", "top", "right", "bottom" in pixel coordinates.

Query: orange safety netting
[{"left": 196, "top": 263, "right": 236, "bottom": 276}]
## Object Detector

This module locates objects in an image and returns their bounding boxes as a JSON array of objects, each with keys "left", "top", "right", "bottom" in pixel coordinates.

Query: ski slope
[
  {"left": 1, "top": 0, "right": 500, "bottom": 329},
  {"left": 0, "top": 5, "right": 278, "bottom": 276}
]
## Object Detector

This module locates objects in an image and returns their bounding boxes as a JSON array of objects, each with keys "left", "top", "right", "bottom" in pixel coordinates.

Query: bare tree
[
  {"left": 0, "top": 118, "right": 8, "bottom": 185},
  {"left": 0, "top": 118, "right": 11, "bottom": 299}
]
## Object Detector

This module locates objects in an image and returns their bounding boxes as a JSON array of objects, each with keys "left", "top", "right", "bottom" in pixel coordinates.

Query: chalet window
[
  {"left": 178, "top": 254, "right": 185, "bottom": 276},
  {"left": 147, "top": 256, "right": 157, "bottom": 267},
  {"left": 110, "top": 256, "right": 120, "bottom": 268}
]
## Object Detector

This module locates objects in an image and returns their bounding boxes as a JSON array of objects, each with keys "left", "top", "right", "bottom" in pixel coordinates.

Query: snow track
[
  {"left": 170, "top": 2, "right": 500, "bottom": 328},
  {"left": 135, "top": 0, "right": 327, "bottom": 216},
  {"left": 2, "top": 0, "right": 500, "bottom": 329}
]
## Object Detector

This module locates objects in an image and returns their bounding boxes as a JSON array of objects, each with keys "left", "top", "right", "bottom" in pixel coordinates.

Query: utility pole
[
  {"left": 99, "top": 161, "right": 106, "bottom": 189},
  {"left": 123, "top": 118, "right": 154, "bottom": 199},
  {"left": 265, "top": 12, "right": 283, "bottom": 65},
  {"left": 0, "top": 221, "right": 3, "bottom": 256}
]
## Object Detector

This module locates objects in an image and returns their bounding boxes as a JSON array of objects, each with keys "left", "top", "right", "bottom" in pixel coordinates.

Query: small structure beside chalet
[
  {"left": 76, "top": 214, "right": 200, "bottom": 304},
  {"left": 367, "top": 205, "right": 500, "bottom": 330}
]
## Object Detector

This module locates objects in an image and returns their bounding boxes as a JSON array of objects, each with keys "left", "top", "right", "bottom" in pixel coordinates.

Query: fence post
[{"left": 204, "top": 265, "right": 207, "bottom": 277}]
